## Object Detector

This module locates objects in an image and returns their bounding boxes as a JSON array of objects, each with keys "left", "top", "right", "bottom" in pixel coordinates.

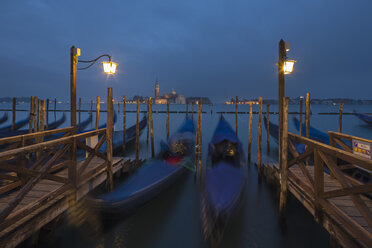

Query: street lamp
[
  {"left": 284, "top": 60, "right": 296, "bottom": 74},
  {"left": 70, "top": 46, "right": 117, "bottom": 133},
  {"left": 277, "top": 39, "right": 296, "bottom": 170}
]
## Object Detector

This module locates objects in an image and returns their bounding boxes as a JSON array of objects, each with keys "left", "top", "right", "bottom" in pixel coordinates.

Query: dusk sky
[{"left": 1, "top": 0, "right": 371, "bottom": 102}]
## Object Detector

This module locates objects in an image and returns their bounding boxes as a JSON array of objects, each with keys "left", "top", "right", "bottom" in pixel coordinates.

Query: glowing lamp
[
  {"left": 284, "top": 60, "right": 296, "bottom": 74},
  {"left": 102, "top": 61, "right": 118, "bottom": 74}
]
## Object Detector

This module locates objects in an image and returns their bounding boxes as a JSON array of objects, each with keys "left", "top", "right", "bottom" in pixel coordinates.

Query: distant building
[
  {"left": 186, "top": 97, "right": 212, "bottom": 105},
  {"left": 155, "top": 80, "right": 159, "bottom": 99},
  {"left": 154, "top": 81, "right": 186, "bottom": 104}
]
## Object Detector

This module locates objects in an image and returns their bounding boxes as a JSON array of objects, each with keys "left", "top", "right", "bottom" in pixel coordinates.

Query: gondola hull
[{"left": 91, "top": 118, "right": 195, "bottom": 215}]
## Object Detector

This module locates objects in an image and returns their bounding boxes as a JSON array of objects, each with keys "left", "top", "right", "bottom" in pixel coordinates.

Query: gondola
[
  {"left": 264, "top": 116, "right": 306, "bottom": 153},
  {"left": 201, "top": 116, "right": 246, "bottom": 242},
  {"left": 0, "top": 113, "right": 67, "bottom": 139},
  {"left": 0, "top": 113, "right": 8, "bottom": 126},
  {"left": 0, "top": 115, "right": 29, "bottom": 132},
  {"left": 293, "top": 116, "right": 330, "bottom": 144},
  {"left": 353, "top": 112, "right": 372, "bottom": 126},
  {"left": 111, "top": 114, "right": 147, "bottom": 155},
  {"left": 90, "top": 118, "right": 195, "bottom": 214}
]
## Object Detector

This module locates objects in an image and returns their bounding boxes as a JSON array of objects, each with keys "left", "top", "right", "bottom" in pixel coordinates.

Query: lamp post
[
  {"left": 278, "top": 39, "right": 295, "bottom": 170},
  {"left": 70, "top": 46, "right": 117, "bottom": 133},
  {"left": 278, "top": 39, "right": 295, "bottom": 221}
]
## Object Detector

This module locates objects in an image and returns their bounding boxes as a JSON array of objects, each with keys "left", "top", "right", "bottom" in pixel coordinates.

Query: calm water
[{"left": 4, "top": 102, "right": 372, "bottom": 247}]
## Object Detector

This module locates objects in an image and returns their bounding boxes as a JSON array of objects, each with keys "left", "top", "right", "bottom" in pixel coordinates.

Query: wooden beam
[{"left": 95, "top": 96, "right": 100, "bottom": 130}]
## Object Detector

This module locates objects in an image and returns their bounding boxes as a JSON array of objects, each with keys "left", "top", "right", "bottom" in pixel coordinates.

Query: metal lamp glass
[
  {"left": 102, "top": 61, "right": 118, "bottom": 74},
  {"left": 284, "top": 60, "right": 295, "bottom": 74}
]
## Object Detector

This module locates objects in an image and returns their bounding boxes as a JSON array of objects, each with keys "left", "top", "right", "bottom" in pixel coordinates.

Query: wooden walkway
[
  {"left": 264, "top": 131, "right": 372, "bottom": 247},
  {"left": 0, "top": 157, "right": 130, "bottom": 248},
  {"left": 264, "top": 163, "right": 372, "bottom": 247},
  {"left": 0, "top": 127, "right": 143, "bottom": 248}
]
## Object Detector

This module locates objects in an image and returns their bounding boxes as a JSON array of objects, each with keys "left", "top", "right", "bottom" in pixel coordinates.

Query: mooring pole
[
  {"left": 198, "top": 98, "right": 203, "bottom": 179},
  {"left": 267, "top": 104, "right": 270, "bottom": 153},
  {"left": 149, "top": 97, "right": 155, "bottom": 157},
  {"left": 257, "top": 97, "right": 263, "bottom": 175},
  {"left": 123, "top": 96, "right": 126, "bottom": 154},
  {"left": 29, "top": 96, "right": 34, "bottom": 133},
  {"left": 248, "top": 103, "right": 253, "bottom": 162},
  {"left": 54, "top": 98, "right": 57, "bottom": 122},
  {"left": 186, "top": 103, "right": 188, "bottom": 119},
  {"left": 46, "top": 99, "right": 49, "bottom": 130},
  {"left": 136, "top": 99, "right": 140, "bottom": 164},
  {"left": 235, "top": 96, "right": 238, "bottom": 134},
  {"left": 95, "top": 96, "right": 100, "bottom": 130},
  {"left": 12, "top": 97, "right": 16, "bottom": 131},
  {"left": 33, "top": 97, "right": 38, "bottom": 133},
  {"left": 166, "top": 100, "right": 169, "bottom": 139},
  {"left": 299, "top": 100, "right": 303, "bottom": 136},
  {"left": 146, "top": 98, "right": 149, "bottom": 145},
  {"left": 339, "top": 101, "right": 343, "bottom": 133},
  {"left": 106, "top": 87, "right": 114, "bottom": 191}
]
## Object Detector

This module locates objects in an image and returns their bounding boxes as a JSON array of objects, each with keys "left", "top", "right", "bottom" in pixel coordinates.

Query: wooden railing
[
  {"left": 0, "top": 127, "right": 110, "bottom": 232},
  {"left": 284, "top": 132, "right": 372, "bottom": 246},
  {"left": 0, "top": 127, "right": 74, "bottom": 151}
]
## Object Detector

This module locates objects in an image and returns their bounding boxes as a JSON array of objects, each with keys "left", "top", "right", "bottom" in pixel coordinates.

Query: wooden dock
[
  {"left": 263, "top": 131, "right": 372, "bottom": 247},
  {"left": 0, "top": 127, "right": 142, "bottom": 248}
]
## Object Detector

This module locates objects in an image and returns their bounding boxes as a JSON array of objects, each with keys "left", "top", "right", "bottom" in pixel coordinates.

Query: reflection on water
[{"left": 6, "top": 103, "right": 372, "bottom": 247}]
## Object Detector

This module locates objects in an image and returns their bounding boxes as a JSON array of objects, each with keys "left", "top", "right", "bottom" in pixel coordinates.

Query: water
[{"left": 4, "top": 102, "right": 372, "bottom": 247}]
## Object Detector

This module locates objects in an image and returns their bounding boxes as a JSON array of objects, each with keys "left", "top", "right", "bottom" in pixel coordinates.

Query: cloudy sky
[{"left": 0, "top": 0, "right": 371, "bottom": 102}]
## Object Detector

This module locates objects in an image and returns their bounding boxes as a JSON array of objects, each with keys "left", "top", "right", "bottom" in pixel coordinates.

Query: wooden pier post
[
  {"left": 166, "top": 100, "right": 169, "bottom": 139},
  {"left": 12, "top": 97, "right": 16, "bottom": 131},
  {"left": 279, "top": 97, "right": 289, "bottom": 221},
  {"left": 118, "top": 102, "right": 120, "bottom": 114},
  {"left": 106, "top": 88, "right": 114, "bottom": 191},
  {"left": 46, "top": 99, "right": 49, "bottom": 130},
  {"left": 235, "top": 96, "right": 238, "bottom": 134},
  {"left": 299, "top": 100, "right": 303, "bottom": 136},
  {"left": 257, "top": 97, "right": 263, "bottom": 174},
  {"left": 136, "top": 99, "right": 140, "bottom": 164},
  {"left": 149, "top": 97, "right": 155, "bottom": 157},
  {"left": 122, "top": 96, "right": 126, "bottom": 154},
  {"left": 95, "top": 96, "right": 100, "bottom": 130},
  {"left": 339, "top": 101, "right": 343, "bottom": 133},
  {"left": 29, "top": 96, "right": 34, "bottom": 133},
  {"left": 54, "top": 98, "right": 57, "bottom": 122},
  {"left": 314, "top": 148, "right": 324, "bottom": 223},
  {"left": 267, "top": 104, "right": 270, "bottom": 153},
  {"left": 248, "top": 103, "right": 253, "bottom": 161},
  {"left": 78, "top": 98, "right": 81, "bottom": 131},
  {"left": 90, "top": 100, "right": 93, "bottom": 113}
]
